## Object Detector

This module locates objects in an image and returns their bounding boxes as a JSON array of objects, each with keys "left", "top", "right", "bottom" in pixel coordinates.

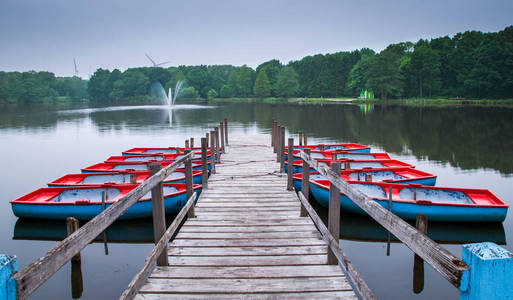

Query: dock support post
[
  {"left": 220, "top": 122, "right": 225, "bottom": 154},
  {"left": 101, "top": 192, "right": 109, "bottom": 255},
  {"left": 276, "top": 125, "right": 281, "bottom": 161},
  {"left": 304, "top": 134, "right": 308, "bottom": 145},
  {"left": 413, "top": 213, "right": 427, "bottom": 293},
  {"left": 460, "top": 242, "right": 513, "bottom": 300},
  {"left": 149, "top": 163, "right": 168, "bottom": 266},
  {"left": 280, "top": 126, "right": 285, "bottom": 173},
  {"left": 184, "top": 150, "right": 195, "bottom": 218},
  {"left": 67, "top": 217, "right": 83, "bottom": 299},
  {"left": 271, "top": 119, "right": 276, "bottom": 147},
  {"left": 224, "top": 118, "right": 229, "bottom": 146},
  {"left": 300, "top": 148, "right": 310, "bottom": 217},
  {"left": 215, "top": 127, "right": 220, "bottom": 162},
  {"left": 0, "top": 255, "right": 17, "bottom": 300},
  {"left": 206, "top": 132, "right": 210, "bottom": 147},
  {"left": 210, "top": 130, "right": 216, "bottom": 174},
  {"left": 185, "top": 139, "right": 189, "bottom": 148},
  {"left": 190, "top": 138, "right": 194, "bottom": 148},
  {"left": 327, "top": 161, "right": 341, "bottom": 265},
  {"left": 201, "top": 138, "right": 208, "bottom": 189},
  {"left": 287, "top": 138, "right": 294, "bottom": 191},
  {"left": 299, "top": 132, "right": 303, "bottom": 146}
]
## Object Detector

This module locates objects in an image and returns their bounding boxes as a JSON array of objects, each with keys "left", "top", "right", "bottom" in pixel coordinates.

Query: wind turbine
[
  {"left": 73, "top": 58, "right": 79, "bottom": 76},
  {"left": 145, "top": 53, "right": 170, "bottom": 67}
]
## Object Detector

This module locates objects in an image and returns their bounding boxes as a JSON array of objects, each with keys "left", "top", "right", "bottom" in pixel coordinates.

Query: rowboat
[
  {"left": 81, "top": 161, "right": 203, "bottom": 173},
  {"left": 309, "top": 180, "right": 508, "bottom": 222},
  {"left": 10, "top": 183, "right": 202, "bottom": 220},
  {"left": 122, "top": 147, "right": 205, "bottom": 156},
  {"left": 286, "top": 143, "right": 371, "bottom": 153},
  {"left": 285, "top": 159, "right": 414, "bottom": 174},
  {"left": 292, "top": 167, "right": 437, "bottom": 191},
  {"left": 105, "top": 152, "right": 210, "bottom": 162},
  {"left": 48, "top": 169, "right": 203, "bottom": 187},
  {"left": 286, "top": 150, "right": 391, "bottom": 161}
]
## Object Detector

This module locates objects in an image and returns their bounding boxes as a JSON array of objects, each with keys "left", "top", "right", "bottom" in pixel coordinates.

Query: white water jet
[{"left": 150, "top": 80, "right": 184, "bottom": 106}]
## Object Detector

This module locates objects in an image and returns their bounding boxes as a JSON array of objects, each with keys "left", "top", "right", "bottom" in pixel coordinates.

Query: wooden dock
[{"left": 134, "top": 134, "right": 358, "bottom": 299}]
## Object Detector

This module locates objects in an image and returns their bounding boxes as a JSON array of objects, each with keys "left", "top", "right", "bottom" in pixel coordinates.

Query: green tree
[
  {"left": 408, "top": 44, "right": 441, "bottom": 97},
  {"left": 366, "top": 44, "right": 408, "bottom": 99},
  {"left": 207, "top": 88, "right": 218, "bottom": 99},
  {"left": 180, "top": 86, "right": 200, "bottom": 99},
  {"left": 220, "top": 84, "right": 232, "bottom": 98},
  {"left": 274, "top": 67, "right": 300, "bottom": 97},
  {"left": 253, "top": 69, "right": 271, "bottom": 97}
]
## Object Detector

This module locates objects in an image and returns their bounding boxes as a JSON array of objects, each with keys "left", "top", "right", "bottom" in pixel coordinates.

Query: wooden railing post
[
  {"left": 276, "top": 125, "right": 281, "bottom": 161},
  {"left": 287, "top": 138, "right": 294, "bottom": 191},
  {"left": 201, "top": 138, "right": 208, "bottom": 189},
  {"left": 190, "top": 138, "right": 194, "bottom": 148},
  {"left": 413, "top": 213, "right": 428, "bottom": 293},
  {"left": 327, "top": 161, "right": 341, "bottom": 265},
  {"left": 206, "top": 133, "right": 210, "bottom": 147},
  {"left": 300, "top": 149, "right": 310, "bottom": 217},
  {"left": 224, "top": 118, "right": 228, "bottom": 146},
  {"left": 210, "top": 130, "right": 216, "bottom": 174},
  {"left": 67, "top": 217, "right": 83, "bottom": 299},
  {"left": 185, "top": 139, "right": 189, "bottom": 148},
  {"left": 66, "top": 218, "right": 81, "bottom": 262},
  {"left": 220, "top": 121, "right": 225, "bottom": 154},
  {"left": 101, "top": 191, "right": 109, "bottom": 255},
  {"left": 149, "top": 163, "right": 168, "bottom": 266},
  {"left": 299, "top": 132, "right": 303, "bottom": 146},
  {"left": 304, "top": 134, "right": 308, "bottom": 145},
  {"left": 215, "top": 127, "right": 221, "bottom": 162},
  {"left": 280, "top": 126, "right": 285, "bottom": 173},
  {"left": 184, "top": 150, "right": 195, "bottom": 218}
]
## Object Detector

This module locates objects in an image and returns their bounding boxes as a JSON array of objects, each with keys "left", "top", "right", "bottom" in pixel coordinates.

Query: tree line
[{"left": 1, "top": 25, "right": 512, "bottom": 104}]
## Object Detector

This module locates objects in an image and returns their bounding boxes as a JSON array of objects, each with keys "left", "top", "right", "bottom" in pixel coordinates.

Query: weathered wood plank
[
  {"left": 184, "top": 219, "right": 312, "bottom": 226},
  {"left": 168, "top": 246, "right": 327, "bottom": 256},
  {"left": 135, "top": 291, "right": 357, "bottom": 300},
  {"left": 139, "top": 277, "right": 351, "bottom": 293},
  {"left": 179, "top": 225, "right": 317, "bottom": 233},
  {"left": 194, "top": 211, "right": 299, "bottom": 217},
  {"left": 150, "top": 265, "right": 342, "bottom": 279},
  {"left": 195, "top": 207, "right": 299, "bottom": 212},
  {"left": 171, "top": 238, "right": 325, "bottom": 247},
  {"left": 175, "top": 231, "right": 321, "bottom": 239}
]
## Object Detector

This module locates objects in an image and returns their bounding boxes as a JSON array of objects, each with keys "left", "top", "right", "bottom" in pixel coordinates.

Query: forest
[{"left": 1, "top": 25, "right": 512, "bottom": 104}]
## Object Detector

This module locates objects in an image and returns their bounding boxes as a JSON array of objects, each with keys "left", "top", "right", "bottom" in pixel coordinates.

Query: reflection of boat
[
  {"left": 13, "top": 217, "right": 158, "bottom": 243},
  {"left": 122, "top": 147, "right": 205, "bottom": 156},
  {"left": 310, "top": 180, "right": 508, "bottom": 222},
  {"left": 48, "top": 169, "right": 203, "bottom": 186},
  {"left": 286, "top": 159, "right": 414, "bottom": 174},
  {"left": 81, "top": 161, "right": 204, "bottom": 173},
  {"left": 10, "top": 183, "right": 201, "bottom": 220},
  {"left": 312, "top": 208, "right": 506, "bottom": 244},
  {"left": 287, "top": 150, "right": 391, "bottom": 161},
  {"left": 293, "top": 167, "right": 437, "bottom": 190},
  {"left": 286, "top": 143, "right": 371, "bottom": 153}
]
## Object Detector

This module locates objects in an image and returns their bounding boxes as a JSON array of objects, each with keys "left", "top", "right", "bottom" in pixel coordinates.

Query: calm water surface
[{"left": 1, "top": 102, "right": 512, "bottom": 299}]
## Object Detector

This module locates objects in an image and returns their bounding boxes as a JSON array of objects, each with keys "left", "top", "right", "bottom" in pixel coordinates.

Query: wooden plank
[
  {"left": 184, "top": 219, "right": 312, "bottom": 226},
  {"left": 194, "top": 211, "right": 298, "bottom": 217},
  {"left": 175, "top": 231, "right": 321, "bottom": 239},
  {"left": 300, "top": 150, "right": 468, "bottom": 287},
  {"left": 192, "top": 215, "right": 302, "bottom": 221},
  {"left": 168, "top": 246, "right": 327, "bottom": 256},
  {"left": 196, "top": 202, "right": 299, "bottom": 207},
  {"left": 13, "top": 151, "right": 196, "bottom": 299},
  {"left": 135, "top": 291, "right": 357, "bottom": 300},
  {"left": 195, "top": 207, "right": 298, "bottom": 212},
  {"left": 150, "top": 265, "right": 342, "bottom": 279},
  {"left": 138, "top": 277, "right": 351, "bottom": 293},
  {"left": 179, "top": 225, "right": 317, "bottom": 233},
  {"left": 171, "top": 238, "right": 325, "bottom": 247}
]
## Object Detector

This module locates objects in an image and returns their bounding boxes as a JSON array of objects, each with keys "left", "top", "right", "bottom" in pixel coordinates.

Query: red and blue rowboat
[
  {"left": 309, "top": 180, "right": 508, "bottom": 222},
  {"left": 286, "top": 143, "right": 371, "bottom": 153},
  {"left": 10, "top": 183, "right": 202, "bottom": 220},
  {"left": 105, "top": 152, "right": 210, "bottom": 162},
  {"left": 48, "top": 169, "right": 203, "bottom": 187},
  {"left": 122, "top": 147, "right": 206, "bottom": 156},
  {"left": 292, "top": 167, "right": 437, "bottom": 191},
  {"left": 286, "top": 159, "right": 414, "bottom": 174},
  {"left": 81, "top": 161, "right": 203, "bottom": 173},
  {"left": 286, "top": 150, "right": 391, "bottom": 161}
]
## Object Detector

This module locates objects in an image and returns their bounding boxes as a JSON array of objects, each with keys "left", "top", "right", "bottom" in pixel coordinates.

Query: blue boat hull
[
  {"left": 309, "top": 183, "right": 507, "bottom": 222},
  {"left": 11, "top": 188, "right": 201, "bottom": 221},
  {"left": 292, "top": 176, "right": 435, "bottom": 191}
]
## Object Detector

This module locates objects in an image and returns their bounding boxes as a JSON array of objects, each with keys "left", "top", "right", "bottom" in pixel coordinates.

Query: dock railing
[
  {"left": 272, "top": 121, "right": 513, "bottom": 300},
  {"left": 1, "top": 119, "right": 228, "bottom": 300}
]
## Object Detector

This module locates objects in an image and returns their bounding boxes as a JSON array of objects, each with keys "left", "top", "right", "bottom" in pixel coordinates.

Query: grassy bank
[
  {"left": 204, "top": 97, "right": 356, "bottom": 105},
  {"left": 352, "top": 98, "right": 513, "bottom": 108}
]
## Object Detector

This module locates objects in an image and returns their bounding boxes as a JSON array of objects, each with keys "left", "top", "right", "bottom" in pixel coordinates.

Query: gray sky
[{"left": 1, "top": 0, "right": 512, "bottom": 78}]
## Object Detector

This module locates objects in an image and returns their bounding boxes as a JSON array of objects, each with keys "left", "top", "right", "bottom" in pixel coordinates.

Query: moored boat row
[{"left": 10, "top": 147, "right": 210, "bottom": 220}]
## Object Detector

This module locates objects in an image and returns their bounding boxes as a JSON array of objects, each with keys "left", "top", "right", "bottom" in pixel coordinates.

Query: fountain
[{"left": 150, "top": 80, "right": 184, "bottom": 106}]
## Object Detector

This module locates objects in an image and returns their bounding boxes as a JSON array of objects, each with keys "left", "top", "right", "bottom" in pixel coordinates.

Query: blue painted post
[
  {"left": 460, "top": 242, "right": 513, "bottom": 300},
  {"left": 0, "top": 255, "right": 17, "bottom": 300}
]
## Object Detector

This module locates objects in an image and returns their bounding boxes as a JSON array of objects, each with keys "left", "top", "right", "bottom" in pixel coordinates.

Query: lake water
[{"left": 1, "top": 102, "right": 512, "bottom": 299}]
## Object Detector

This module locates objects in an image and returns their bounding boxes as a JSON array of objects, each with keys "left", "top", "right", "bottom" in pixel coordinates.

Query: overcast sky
[{"left": 1, "top": 0, "right": 512, "bottom": 77}]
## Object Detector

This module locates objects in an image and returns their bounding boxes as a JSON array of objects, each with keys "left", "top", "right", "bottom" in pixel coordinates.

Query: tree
[
  {"left": 219, "top": 84, "right": 232, "bottom": 98},
  {"left": 207, "top": 88, "right": 218, "bottom": 99},
  {"left": 253, "top": 69, "right": 271, "bottom": 97},
  {"left": 408, "top": 44, "right": 441, "bottom": 97},
  {"left": 256, "top": 59, "right": 282, "bottom": 96},
  {"left": 180, "top": 86, "right": 199, "bottom": 99},
  {"left": 366, "top": 44, "right": 408, "bottom": 99},
  {"left": 274, "top": 67, "right": 300, "bottom": 97}
]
